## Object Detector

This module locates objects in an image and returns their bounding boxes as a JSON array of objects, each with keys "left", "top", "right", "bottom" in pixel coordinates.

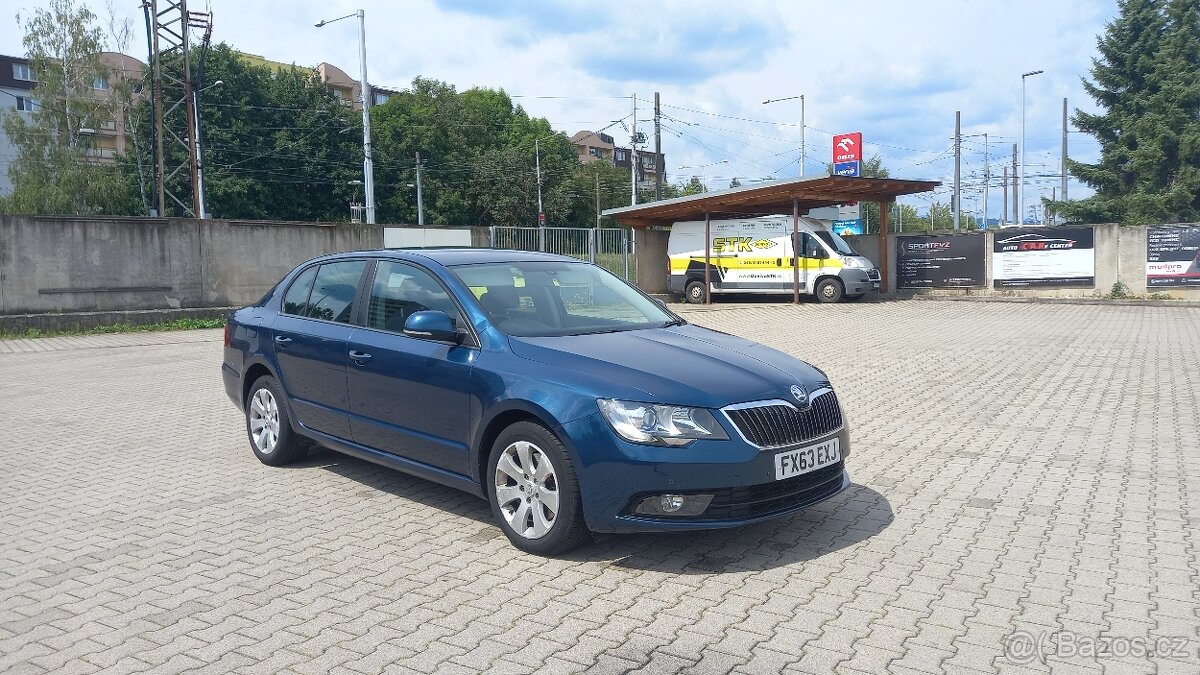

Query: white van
[{"left": 667, "top": 215, "right": 881, "bottom": 303}]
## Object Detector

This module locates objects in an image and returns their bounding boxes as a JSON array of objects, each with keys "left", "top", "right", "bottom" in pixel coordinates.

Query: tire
[
  {"left": 244, "top": 375, "right": 306, "bottom": 466},
  {"left": 487, "top": 421, "right": 589, "bottom": 555},
  {"left": 685, "top": 279, "right": 708, "bottom": 304},
  {"left": 814, "top": 277, "right": 845, "bottom": 304}
]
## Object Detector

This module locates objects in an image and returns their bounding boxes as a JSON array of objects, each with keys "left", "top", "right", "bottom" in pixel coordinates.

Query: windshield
[
  {"left": 451, "top": 260, "right": 678, "bottom": 337},
  {"left": 814, "top": 230, "right": 859, "bottom": 256}
]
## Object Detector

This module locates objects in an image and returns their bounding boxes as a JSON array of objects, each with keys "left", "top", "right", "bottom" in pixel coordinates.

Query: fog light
[{"left": 634, "top": 493, "right": 713, "bottom": 517}]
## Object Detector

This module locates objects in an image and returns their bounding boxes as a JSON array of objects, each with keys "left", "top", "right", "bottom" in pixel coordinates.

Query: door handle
[
  {"left": 348, "top": 350, "right": 372, "bottom": 362},
  {"left": 274, "top": 335, "right": 292, "bottom": 345}
]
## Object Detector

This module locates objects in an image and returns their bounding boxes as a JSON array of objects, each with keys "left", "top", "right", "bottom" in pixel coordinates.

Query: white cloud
[{"left": 0, "top": 0, "right": 1120, "bottom": 216}]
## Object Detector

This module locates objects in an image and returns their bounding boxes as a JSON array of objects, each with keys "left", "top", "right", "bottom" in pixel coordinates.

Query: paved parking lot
[{"left": 1, "top": 300, "right": 1198, "bottom": 674}]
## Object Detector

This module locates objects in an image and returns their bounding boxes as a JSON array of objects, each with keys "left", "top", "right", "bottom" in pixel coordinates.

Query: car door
[
  {"left": 346, "top": 260, "right": 475, "bottom": 476},
  {"left": 270, "top": 259, "right": 368, "bottom": 441},
  {"left": 794, "top": 232, "right": 824, "bottom": 293}
]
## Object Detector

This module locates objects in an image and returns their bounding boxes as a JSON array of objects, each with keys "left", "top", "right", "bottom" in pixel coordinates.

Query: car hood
[{"left": 507, "top": 324, "right": 826, "bottom": 408}]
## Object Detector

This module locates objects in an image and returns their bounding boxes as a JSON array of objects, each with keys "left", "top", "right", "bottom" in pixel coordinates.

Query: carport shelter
[{"left": 603, "top": 176, "right": 939, "bottom": 301}]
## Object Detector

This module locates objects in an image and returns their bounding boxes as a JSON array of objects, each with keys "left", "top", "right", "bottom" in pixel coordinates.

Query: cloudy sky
[{"left": 2, "top": 0, "right": 1119, "bottom": 221}]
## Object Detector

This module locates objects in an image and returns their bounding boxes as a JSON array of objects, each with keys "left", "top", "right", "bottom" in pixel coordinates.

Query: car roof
[{"left": 312, "top": 248, "right": 587, "bottom": 267}]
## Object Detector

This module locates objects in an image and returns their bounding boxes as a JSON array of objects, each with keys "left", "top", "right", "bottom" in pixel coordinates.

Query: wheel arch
[{"left": 472, "top": 401, "right": 578, "bottom": 491}]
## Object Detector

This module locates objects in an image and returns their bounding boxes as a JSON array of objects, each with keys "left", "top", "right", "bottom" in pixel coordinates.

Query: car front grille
[{"left": 723, "top": 388, "right": 843, "bottom": 449}]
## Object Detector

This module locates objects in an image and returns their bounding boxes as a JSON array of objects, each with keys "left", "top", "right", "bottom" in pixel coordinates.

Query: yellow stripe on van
[{"left": 668, "top": 256, "right": 843, "bottom": 271}]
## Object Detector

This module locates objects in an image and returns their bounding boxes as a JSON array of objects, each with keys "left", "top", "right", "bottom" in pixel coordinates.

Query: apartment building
[
  {"left": 0, "top": 52, "right": 146, "bottom": 194},
  {"left": 571, "top": 129, "right": 666, "bottom": 187},
  {"left": 237, "top": 52, "right": 399, "bottom": 110}
]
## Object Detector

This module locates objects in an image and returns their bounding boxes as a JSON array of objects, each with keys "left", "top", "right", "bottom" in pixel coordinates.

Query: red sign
[
  {"left": 833, "top": 132, "right": 863, "bottom": 163},
  {"left": 538, "top": 212, "right": 546, "bottom": 225}
]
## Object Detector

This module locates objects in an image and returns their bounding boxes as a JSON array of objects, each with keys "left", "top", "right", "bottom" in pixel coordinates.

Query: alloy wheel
[
  {"left": 493, "top": 440, "right": 560, "bottom": 539},
  {"left": 249, "top": 388, "right": 281, "bottom": 455}
]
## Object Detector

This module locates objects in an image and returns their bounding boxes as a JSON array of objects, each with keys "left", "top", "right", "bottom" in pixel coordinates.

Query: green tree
[
  {"left": 1060, "top": 0, "right": 1200, "bottom": 224},
  {"left": 136, "top": 43, "right": 362, "bottom": 220},
  {"left": 0, "top": 0, "right": 138, "bottom": 215}
]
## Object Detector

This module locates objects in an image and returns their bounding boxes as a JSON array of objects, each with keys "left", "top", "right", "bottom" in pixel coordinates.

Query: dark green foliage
[{"left": 1061, "top": 0, "right": 1200, "bottom": 224}]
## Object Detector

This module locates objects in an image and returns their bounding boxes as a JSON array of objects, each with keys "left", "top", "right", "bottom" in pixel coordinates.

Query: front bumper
[
  {"left": 560, "top": 413, "right": 851, "bottom": 533},
  {"left": 839, "top": 268, "right": 881, "bottom": 295}
]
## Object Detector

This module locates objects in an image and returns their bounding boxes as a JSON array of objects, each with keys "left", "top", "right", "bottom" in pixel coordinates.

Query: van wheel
[
  {"left": 815, "top": 278, "right": 844, "bottom": 303},
  {"left": 685, "top": 280, "right": 708, "bottom": 304}
]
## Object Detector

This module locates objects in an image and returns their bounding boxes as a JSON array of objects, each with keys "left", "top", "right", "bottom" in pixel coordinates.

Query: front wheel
[
  {"left": 685, "top": 279, "right": 708, "bottom": 304},
  {"left": 814, "top": 278, "right": 845, "bottom": 303},
  {"left": 488, "top": 422, "right": 589, "bottom": 555}
]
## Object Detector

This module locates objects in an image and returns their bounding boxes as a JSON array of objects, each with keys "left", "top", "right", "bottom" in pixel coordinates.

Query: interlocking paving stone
[{"left": 1, "top": 301, "right": 1198, "bottom": 673}]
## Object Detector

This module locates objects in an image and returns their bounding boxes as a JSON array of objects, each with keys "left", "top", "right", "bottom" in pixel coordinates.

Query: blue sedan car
[{"left": 222, "top": 249, "right": 850, "bottom": 555}]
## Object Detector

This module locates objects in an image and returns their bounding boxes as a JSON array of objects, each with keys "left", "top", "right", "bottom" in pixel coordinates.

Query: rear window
[{"left": 281, "top": 261, "right": 365, "bottom": 324}]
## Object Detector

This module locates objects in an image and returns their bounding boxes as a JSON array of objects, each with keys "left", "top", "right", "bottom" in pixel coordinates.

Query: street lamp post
[
  {"left": 193, "top": 80, "right": 223, "bottom": 219},
  {"left": 316, "top": 10, "right": 375, "bottom": 224},
  {"left": 1020, "top": 70, "right": 1043, "bottom": 226},
  {"left": 763, "top": 95, "right": 804, "bottom": 177}
]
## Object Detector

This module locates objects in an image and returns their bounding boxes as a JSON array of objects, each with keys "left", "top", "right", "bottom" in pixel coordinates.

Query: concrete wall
[
  {"left": 634, "top": 228, "right": 670, "bottom": 294},
  {"left": 0, "top": 215, "right": 382, "bottom": 314}
]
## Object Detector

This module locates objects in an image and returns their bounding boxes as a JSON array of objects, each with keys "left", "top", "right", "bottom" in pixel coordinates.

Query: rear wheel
[
  {"left": 488, "top": 421, "right": 589, "bottom": 555},
  {"left": 245, "top": 375, "right": 306, "bottom": 466},
  {"left": 815, "top": 278, "right": 845, "bottom": 303},
  {"left": 685, "top": 279, "right": 708, "bottom": 304}
]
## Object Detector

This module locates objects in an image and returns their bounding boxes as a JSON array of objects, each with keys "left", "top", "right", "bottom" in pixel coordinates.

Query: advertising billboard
[
  {"left": 897, "top": 235, "right": 985, "bottom": 288},
  {"left": 993, "top": 227, "right": 1095, "bottom": 288},
  {"left": 1146, "top": 224, "right": 1200, "bottom": 287},
  {"left": 832, "top": 219, "right": 864, "bottom": 236}
]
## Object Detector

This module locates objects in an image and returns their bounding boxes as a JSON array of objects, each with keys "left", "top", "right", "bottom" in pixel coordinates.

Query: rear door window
[
  {"left": 306, "top": 261, "right": 367, "bottom": 324},
  {"left": 282, "top": 266, "right": 318, "bottom": 316}
]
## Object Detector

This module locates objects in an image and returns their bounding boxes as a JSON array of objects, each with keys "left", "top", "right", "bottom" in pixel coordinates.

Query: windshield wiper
[{"left": 661, "top": 318, "right": 686, "bottom": 327}]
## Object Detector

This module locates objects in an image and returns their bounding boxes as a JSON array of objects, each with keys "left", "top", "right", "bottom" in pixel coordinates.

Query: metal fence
[{"left": 489, "top": 226, "right": 635, "bottom": 281}]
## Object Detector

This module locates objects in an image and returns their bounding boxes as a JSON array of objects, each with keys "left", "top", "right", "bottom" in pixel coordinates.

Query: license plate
[{"left": 775, "top": 438, "right": 841, "bottom": 480}]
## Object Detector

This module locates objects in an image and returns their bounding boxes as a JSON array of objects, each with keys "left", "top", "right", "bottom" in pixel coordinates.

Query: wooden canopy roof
[{"left": 603, "top": 175, "right": 940, "bottom": 227}]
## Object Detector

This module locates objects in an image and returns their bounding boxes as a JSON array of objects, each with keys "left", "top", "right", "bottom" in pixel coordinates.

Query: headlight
[
  {"left": 597, "top": 399, "right": 730, "bottom": 446},
  {"left": 843, "top": 257, "right": 865, "bottom": 268}
]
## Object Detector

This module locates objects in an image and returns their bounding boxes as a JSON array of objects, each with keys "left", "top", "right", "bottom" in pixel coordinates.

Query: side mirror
[
  {"left": 653, "top": 297, "right": 668, "bottom": 308},
  {"left": 403, "top": 310, "right": 460, "bottom": 343}
]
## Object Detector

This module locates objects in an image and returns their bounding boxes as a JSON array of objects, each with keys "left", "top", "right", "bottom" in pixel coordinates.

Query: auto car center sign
[
  {"left": 896, "top": 235, "right": 985, "bottom": 288},
  {"left": 832, "top": 132, "right": 862, "bottom": 177},
  {"left": 1146, "top": 224, "right": 1200, "bottom": 287},
  {"left": 993, "top": 227, "right": 1095, "bottom": 288}
]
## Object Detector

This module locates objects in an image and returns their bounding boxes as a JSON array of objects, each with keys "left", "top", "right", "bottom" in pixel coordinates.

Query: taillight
[{"left": 223, "top": 322, "right": 231, "bottom": 347}]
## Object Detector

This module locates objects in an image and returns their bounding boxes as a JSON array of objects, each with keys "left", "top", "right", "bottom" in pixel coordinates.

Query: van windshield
[{"left": 814, "top": 230, "right": 859, "bottom": 256}]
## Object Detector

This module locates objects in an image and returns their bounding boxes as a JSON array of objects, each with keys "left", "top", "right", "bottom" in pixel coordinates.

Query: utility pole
[
  {"left": 1002, "top": 166, "right": 1008, "bottom": 225},
  {"left": 595, "top": 174, "right": 601, "bottom": 229},
  {"left": 1061, "top": 97, "right": 1069, "bottom": 222},
  {"left": 630, "top": 93, "right": 637, "bottom": 206},
  {"left": 800, "top": 95, "right": 805, "bottom": 177},
  {"left": 534, "top": 138, "right": 543, "bottom": 226},
  {"left": 953, "top": 111, "right": 961, "bottom": 230},
  {"left": 1011, "top": 143, "right": 1018, "bottom": 224},
  {"left": 1020, "top": 69, "right": 1044, "bottom": 231},
  {"left": 654, "top": 91, "right": 662, "bottom": 202},
  {"left": 415, "top": 151, "right": 424, "bottom": 226},
  {"left": 983, "top": 132, "right": 989, "bottom": 229}
]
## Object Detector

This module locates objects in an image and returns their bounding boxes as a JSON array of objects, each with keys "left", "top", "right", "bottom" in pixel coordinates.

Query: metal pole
[
  {"left": 879, "top": 200, "right": 891, "bottom": 293},
  {"left": 799, "top": 95, "right": 805, "bottom": 177},
  {"left": 1062, "top": 97, "right": 1069, "bottom": 221},
  {"left": 1011, "top": 143, "right": 1018, "bottom": 224},
  {"left": 415, "top": 151, "right": 424, "bottom": 226},
  {"left": 631, "top": 93, "right": 637, "bottom": 206},
  {"left": 1003, "top": 166, "right": 1009, "bottom": 225},
  {"left": 595, "top": 174, "right": 601, "bottom": 229},
  {"left": 704, "top": 211, "right": 711, "bottom": 305},
  {"left": 193, "top": 88, "right": 207, "bottom": 218},
  {"left": 792, "top": 199, "right": 800, "bottom": 303},
  {"left": 358, "top": 10, "right": 376, "bottom": 224},
  {"left": 983, "top": 132, "right": 988, "bottom": 229},
  {"left": 535, "top": 138, "right": 543, "bottom": 225},
  {"left": 1019, "top": 70, "right": 1042, "bottom": 229},
  {"left": 953, "top": 110, "right": 961, "bottom": 230},
  {"left": 654, "top": 91, "right": 662, "bottom": 201},
  {"left": 623, "top": 229, "right": 630, "bottom": 280}
]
